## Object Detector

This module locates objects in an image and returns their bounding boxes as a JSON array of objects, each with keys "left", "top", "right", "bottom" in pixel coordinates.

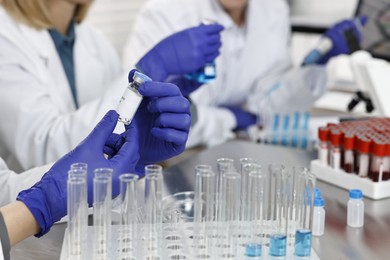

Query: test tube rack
[
  {"left": 311, "top": 159, "right": 390, "bottom": 199},
  {"left": 59, "top": 222, "right": 320, "bottom": 260}
]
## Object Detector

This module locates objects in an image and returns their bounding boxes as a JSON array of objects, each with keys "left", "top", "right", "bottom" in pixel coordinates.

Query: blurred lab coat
[
  {"left": 123, "top": 0, "right": 327, "bottom": 147},
  {"left": 0, "top": 157, "right": 51, "bottom": 207},
  {"left": 0, "top": 7, "right": 127, "bottom": 171}
]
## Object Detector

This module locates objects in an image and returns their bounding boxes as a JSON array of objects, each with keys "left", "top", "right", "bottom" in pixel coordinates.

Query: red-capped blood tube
[
  {"left": 330, "top": 130, "right": 342, "bottom": 170},
  {"left": 343, "top": 133, "right": 355, "bottom": 173},
  {"left": 357, "top": 137, "right": 371, "bottom": 178},
  {"left": 370, "top": 140, "right": 387, "bottom": 182},
  {"left": 318, "top": 127, "right": 329, "bottom": 166}
]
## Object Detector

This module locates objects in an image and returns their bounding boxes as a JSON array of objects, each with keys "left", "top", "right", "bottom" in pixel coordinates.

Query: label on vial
[{"left": 116, "top": 88, "right": 143, "bottom": 125}]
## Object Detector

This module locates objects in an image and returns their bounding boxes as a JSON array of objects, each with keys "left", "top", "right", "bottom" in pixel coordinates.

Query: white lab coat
[
  {"left": 0, "top": 7, "right": 127, "bottom": 171},
  {"left": 123, "top": 0, "right": 327, "bottom": 147},
  {"left": 0, "top": 157, "right": 50, "bottom": 207}
]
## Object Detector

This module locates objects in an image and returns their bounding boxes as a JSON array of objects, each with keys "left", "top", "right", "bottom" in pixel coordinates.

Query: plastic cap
[
  {"left": 344, "top": 133, "right": 355, "bottom": 150},
  {"left": 318, "top": 127, "right": 329, "bottom": 142},
  {"left": 372, "top": 140, "right": 387, "bottom": 157},
  {"left": 314, "top": 197, "right": 325, "bottom": 207},
  {"left": 330, "top": 130, "right": 342, "bottom": 146},
  {"left": 349, "top": 189, "right": 363, "bottom": 199},
  {"left": 357, "top": 137, "right": 371, "bottom": 154},
  {"left": 133, "top": 71, "right": 152, "bottom": 84},
  {"left": 314, "top": 188, "right": 322, "bottom": 198}
]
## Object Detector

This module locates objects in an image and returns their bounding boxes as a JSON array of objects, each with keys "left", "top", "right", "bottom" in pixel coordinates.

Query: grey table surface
[{"left": 10, "top": 140, "right": 390, "bottom": 259}]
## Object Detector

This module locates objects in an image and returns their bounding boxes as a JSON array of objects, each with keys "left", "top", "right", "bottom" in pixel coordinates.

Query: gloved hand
[
  {"left": 165, "top": 75, "right": 203, "bottom": 97},
  {"left": 318, "top": 16, "right": 367, "bottom": 64},
  {"left": 224, "top": 106, "right": 257, "bottom": 130},
  {"left": 17, "top": 111, "right": 139, "bottom": 237},
  {"left": 137, "top": 24, "right": 224, "bottom": 82},
  {"left": 104, "top": 70, "right": 191, "bottom": 173}
]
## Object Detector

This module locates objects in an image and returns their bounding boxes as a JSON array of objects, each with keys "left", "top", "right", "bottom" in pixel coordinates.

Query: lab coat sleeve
[
  {"left": 0, "top": 158, "right": 51, "bottom": 207},
  {"left": 247, "top": 64, "right": 328, "bottom": 124},
  {"left": 0, "top": 36, "right": 127, "bottom": 170},
  {"left": 186, "top": 104, "right": 236, "bottom": 148}
]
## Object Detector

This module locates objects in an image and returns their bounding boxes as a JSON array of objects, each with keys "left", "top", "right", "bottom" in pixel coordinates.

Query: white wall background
[{"left": 85, "top": 0, "right": 146, "bottom": 58}]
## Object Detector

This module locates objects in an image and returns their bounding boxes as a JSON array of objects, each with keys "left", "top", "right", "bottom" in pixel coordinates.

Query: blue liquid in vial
[
  {"left": 294, "top": 229, "right": 312, "bottom": 257},
  {"left": 245, "top": 243, "right": 262, "bottom": 257},
  {"left": 185, "top": 62, "right": 216, "bottom": 84},
  {"left": 269, "top": 234, "right": 287, "bottom": 257}
]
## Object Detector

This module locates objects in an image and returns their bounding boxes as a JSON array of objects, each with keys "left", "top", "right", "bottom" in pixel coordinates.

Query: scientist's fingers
[
  {"left": 206, "top": 34, "right": 222, "bottom": 45},
  {"left": 104, "top": 133, "right": 124, "bottom": 158},
  {"left": 139, "top": 82, "right": 181, "bottom": 97},
  {"left": 154, "top": 113, "right": 191, "bottom": 131},
  {"left": 204, "top": 42, "right": 222, "bottom": 56},
  {"left": 110, "top": 124, "right": 140, "bottom": 166},
  {"left": 85, "top": 110, "right": 119, "bottom": 148},
  {"left": 203, "top": 24, "right": 224, "bottom": 35},
  {"left": 148, "top": 96, "right": 190, "bottom": 114},
  {"left": 151, "top": 128, "right": 188, "bottom": 145},
  {"left": 205, "top": 51, "right": 221, "bottom": 63}
]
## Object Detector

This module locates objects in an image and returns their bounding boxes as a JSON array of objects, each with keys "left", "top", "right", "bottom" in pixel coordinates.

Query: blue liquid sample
[
  {"left": 245, "top": 243, "right": 262, "bottom": 257},
  {"left": 185, "top": 62, "right": 216, "bottom": 83},
  {"left": 294, "top": 229, "right": 312, "bottom": 257},
  {"left": 269, "top": 234, "right": 287, "bottom": 257}
]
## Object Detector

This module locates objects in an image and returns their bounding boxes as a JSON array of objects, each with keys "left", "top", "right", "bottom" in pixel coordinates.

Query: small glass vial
[
  {"left": 330, "top": 130, "right": 342, "bottom": 170},
  {"left": 318, "top": 127, "right": 329, "bottom": 166},
  {"left": 347, "top": 189, "right": 364, "bottom": 228},
  {"left": 116, "top": 71, "right": 152, "bottom": 125},
  {"left": 343, "top": 133, "right": 355, "bottom": 173},
  {"left": 370, "top": 140, "right": 387, "bottom": 182},
  {"left": 312, "top": 197, "right": 325, "bottom": 236},
  {"left": 357, "top": 137, "right": 371, "bottom": 178}
]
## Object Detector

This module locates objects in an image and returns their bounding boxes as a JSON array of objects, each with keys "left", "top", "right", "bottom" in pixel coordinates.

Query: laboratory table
[{"left": 11, "top": 140, "right": 390, "bottom": 259}]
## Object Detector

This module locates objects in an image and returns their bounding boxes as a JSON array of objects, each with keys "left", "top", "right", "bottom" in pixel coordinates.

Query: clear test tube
[
  {"left": 281, "top": 114, "right": 290, "bottom": 146},
  {"left": 239, "top": 158, "right": 257, "bottom": 222},
  {"left": 193, "top": 165, "right": 216, "bottom": 257},
  {"left": 318, "top": 127, "right": 329, "bottom": 166},
  {"left": 370, "top": 140, "right": 387, "bottom": 182},
  {"left": 343, "top": 134, "right": 355, "bottom": 173},
  {"left": 300, "top": 112, "right": 310, "bottom": 149},
  {"left": 218, "top": 171, "right": 241, "bottom": 259},
  {"left": 143, "top": 164, "right": 163, "bottom": 256},
  {"left": 244, "top": 167, "right": 266, "bottom": 258},
  {"left": 119, "top": 174, "right": 139, "bottom": 258},
  {"left": 93, "top": 168, "right": 113, "bottom": 258},
  {"left": 357, "top": 137, "right": 371, "bottom": 178},
  {"left": 294, "top": 174, "right": 315, "bottom": 257},
  {"left": 67, "top": 169, "right": 88, "bottom": 259},
  {"left": 268, "top": 164, "right": 288, "bottom": 257},
  {"left": 290, "top": 167, "right": 307, "bottom": 244},
  {"left": 216, "top": 158, "right": 234, "bottom": 222},
  {"left": 70, "top": 162, "right": 88, "bottom": 172}
]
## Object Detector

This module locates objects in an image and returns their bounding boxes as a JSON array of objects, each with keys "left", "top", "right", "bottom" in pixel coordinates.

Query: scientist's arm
[
  {"left": 0, "top": 27, "right": 125, "bottom": 170},
  {"left": 0, "top": 201, "right": 40, "bottom": 247}
]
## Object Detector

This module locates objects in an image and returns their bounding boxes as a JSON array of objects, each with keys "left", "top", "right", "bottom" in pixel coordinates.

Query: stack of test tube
[
  {"left": 258, "top": 112, "right": 313, "bottom": 150},
  {"left": 317, "top": 118, "right": 390, "bottom": 182},
  {"left": 192, "top": 158, "right": 316, "bottom": 259},
  {"left": 65, "top": 161, "right": 318, "bottom": 259}
]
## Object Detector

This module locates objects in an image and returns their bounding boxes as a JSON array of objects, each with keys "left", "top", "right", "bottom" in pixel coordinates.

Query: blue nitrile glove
[
  {"left": 165, "top": 75, "right": 203, "bottom": 97},
  {"left": 225, "top": 106, "right": 257, "bottom": 130},
  {"left": 17, "top": 111, "right": 140, "bottom": 237},
  {"left": 104, "top": 70, "right": 191, "bottom": 173},
  {"left": 317, "top": 16, "right": 367, "bottom": 64},
  {"left": 136, "top": 23, "right": 224, "bottom": 82}
]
